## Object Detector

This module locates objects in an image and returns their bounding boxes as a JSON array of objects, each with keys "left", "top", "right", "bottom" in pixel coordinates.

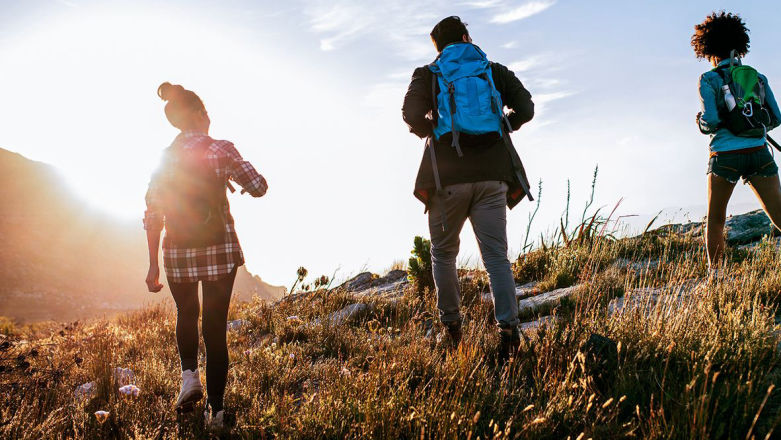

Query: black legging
[{"left": 168, "top": 266, "right": 237, "bottom": 412}]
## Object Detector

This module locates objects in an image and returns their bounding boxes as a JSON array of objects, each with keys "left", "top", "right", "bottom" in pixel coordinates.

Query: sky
[{"left": 1, "top": 0, "right": 780, "bottom": 287}]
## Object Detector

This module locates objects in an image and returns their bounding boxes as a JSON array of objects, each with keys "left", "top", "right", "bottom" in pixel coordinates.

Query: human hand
[{"left": 145, "top": 265, "right": 164, "bottom": 293}]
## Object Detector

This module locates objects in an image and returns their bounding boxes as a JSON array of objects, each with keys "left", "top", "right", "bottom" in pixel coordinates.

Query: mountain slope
[{"left": 0, "top": 147, "right": 283, "bottom": 322}]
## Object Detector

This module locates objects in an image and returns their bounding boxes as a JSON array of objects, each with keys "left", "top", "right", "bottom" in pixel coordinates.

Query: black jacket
[{"left": 402, "top": 60, "right": 534, "bottom": 209}]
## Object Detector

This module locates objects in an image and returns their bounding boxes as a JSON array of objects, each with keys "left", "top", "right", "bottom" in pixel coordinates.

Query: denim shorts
[{"left": 707, "top": 146, "right": 779, "bottom": 184}]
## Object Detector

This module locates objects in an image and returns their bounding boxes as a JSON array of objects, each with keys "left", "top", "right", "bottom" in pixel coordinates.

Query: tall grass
[
  {"left": 2, "top": 223, "right": 780, "bottom": 438},
  {"left": 3, "top": 166, "right": 781, "bottom": 438}
]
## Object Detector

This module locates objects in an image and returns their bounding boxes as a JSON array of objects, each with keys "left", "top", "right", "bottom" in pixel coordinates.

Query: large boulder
[{"left": 724, "top": 210, "right": 778, "bottom": 245}]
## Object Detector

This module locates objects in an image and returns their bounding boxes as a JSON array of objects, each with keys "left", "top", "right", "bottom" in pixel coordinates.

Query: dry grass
[{"left": 2, "top": 231, "right": 781, "bottom": 439}]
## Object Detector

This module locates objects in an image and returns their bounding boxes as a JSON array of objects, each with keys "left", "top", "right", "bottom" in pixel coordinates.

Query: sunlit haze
[{"left": 2, "top": 0, "right": 779, "bottom": 286}]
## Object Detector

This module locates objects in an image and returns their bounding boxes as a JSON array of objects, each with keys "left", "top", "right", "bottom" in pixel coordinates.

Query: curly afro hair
[{"left": 691, "top": 11, "right": 750, "bottom": 60}]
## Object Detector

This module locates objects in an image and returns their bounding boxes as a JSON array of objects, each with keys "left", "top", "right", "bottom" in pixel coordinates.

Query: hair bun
[{"left": 157, "top": 82, "right": 185, "bottom": 102}]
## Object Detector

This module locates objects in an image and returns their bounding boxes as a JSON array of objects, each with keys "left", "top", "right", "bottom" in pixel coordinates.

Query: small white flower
[
  {"left": 94, "top": 410, "right": 110, "bottom": 423},
  {"left": 118, "top": 384, "right": 140, "bottom": 397},
  {"left": 75, "top": 381, "right": 96, "bottom": 399}
]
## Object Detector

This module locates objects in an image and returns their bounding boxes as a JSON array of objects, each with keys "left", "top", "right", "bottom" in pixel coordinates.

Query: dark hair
[
  {"left": 157, "top": 82, "right": 206, "bottom": 129},
  {"left": 430, "top": 16, "right": 469, "bottom": 52},
  {"left": 691, "top": 11, "right": 750, "bottom": 60}
]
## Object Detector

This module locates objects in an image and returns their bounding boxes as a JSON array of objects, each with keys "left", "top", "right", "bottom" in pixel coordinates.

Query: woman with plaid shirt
[{"left": 144, "top": 82, "right": 267, "bottom": 431}]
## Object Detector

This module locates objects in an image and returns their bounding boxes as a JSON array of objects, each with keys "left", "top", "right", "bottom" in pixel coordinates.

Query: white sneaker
[
  {"left": 175, "top": 369, "right": 203, "bottom": 410},
  {"left": 204, "top": 407, "right": 227, "bottom": 432}
]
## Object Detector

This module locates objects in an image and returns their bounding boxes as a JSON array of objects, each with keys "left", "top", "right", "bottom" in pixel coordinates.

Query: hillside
[
  {"left": 0, "top": 147, "right": 284, "bottom": 323},
  {"left": 2, "top": 210, "right": 781, "bottom": 439}
]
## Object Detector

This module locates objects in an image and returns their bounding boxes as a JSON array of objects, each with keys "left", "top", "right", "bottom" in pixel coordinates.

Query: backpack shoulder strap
[{"left": 713, "top": 64, "right": 731, "bottom": 83}]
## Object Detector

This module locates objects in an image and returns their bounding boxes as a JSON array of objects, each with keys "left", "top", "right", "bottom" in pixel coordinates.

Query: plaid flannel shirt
[{"left": 144, "top": 132, "right": 267, "bottom": 284}]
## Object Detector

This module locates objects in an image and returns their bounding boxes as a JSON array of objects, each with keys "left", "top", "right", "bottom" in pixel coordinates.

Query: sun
[{"left": 0, "top": 4, "right": 270, "bottom": 220}]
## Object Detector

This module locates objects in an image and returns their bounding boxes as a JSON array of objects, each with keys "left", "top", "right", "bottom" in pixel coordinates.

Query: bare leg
[
  {"left": 706, "top": 173, "right": 736, "bottom": 268},
  {"left": 747, "top": 174, "right": 781, "bottom": 232}
]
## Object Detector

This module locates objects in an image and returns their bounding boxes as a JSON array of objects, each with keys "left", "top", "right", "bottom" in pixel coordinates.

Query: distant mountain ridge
[{"left": 0, "top": 147, "right": 284, "bottom": 323}]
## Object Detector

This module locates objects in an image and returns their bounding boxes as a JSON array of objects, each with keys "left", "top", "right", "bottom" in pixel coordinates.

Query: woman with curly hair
[{"left": 692, "top": 11, "right": 781, "bottom": 272}]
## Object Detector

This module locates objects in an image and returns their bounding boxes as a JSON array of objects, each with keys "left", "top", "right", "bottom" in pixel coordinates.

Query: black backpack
[{"left": 161, "top": 137, "right": 227, "bottom": 248}]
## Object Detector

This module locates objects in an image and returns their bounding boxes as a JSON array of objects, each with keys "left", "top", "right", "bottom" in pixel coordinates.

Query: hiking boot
[
  {"left": 497, "top": 327, "right": 521, "bottom": 365},
  {"left": 443, "top": 320, "right": 462, "bottom": 348},
  {"left": 175, "top": 369, "right": 203, "bottom": 412}
]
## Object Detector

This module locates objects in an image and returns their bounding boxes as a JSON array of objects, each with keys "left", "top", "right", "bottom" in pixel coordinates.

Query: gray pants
[{"left": 428, "top": 181, "right": 519, "bottom": 329}]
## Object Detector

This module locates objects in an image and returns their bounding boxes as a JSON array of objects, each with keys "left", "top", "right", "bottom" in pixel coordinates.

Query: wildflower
[
  {"left": 114, "top": 367, "right": 135, "bottom": 386},
  {"left": 75, "top": 381, "right": 96, "bottom": 399},
  {"left": 94, "top": 410, "right": 110, "bottom": 424},
  {"left": 118, "top": 384, "right": 140, "bottom": 397}
]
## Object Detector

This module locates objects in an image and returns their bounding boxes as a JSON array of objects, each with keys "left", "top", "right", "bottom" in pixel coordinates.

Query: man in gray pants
[{"left": 402, "top": 16, "right": 535, "bottom": 361}]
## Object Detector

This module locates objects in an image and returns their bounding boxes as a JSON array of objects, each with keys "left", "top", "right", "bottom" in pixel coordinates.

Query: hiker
[
  {"left": 402, "top": 16, "right": 534, "bottom": 362},
  {"left": 692, "top": 12, "right": 781, "bottom": 272},
  {"left": 144, "top": 82, "right": 268, "bottom": 432}
]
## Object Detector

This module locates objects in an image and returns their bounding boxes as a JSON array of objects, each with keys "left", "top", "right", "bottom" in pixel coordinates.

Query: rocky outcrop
[
  {"left": 338, "top": 270, "right": 408, "bottom": 298},
  {"left": 651, "top": 209, "right": 778, "bottom": 245}
]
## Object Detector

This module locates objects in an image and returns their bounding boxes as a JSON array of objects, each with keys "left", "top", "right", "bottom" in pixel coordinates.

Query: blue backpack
[{"left": 429, "top": 43, "right": 509, "bottom": 156}]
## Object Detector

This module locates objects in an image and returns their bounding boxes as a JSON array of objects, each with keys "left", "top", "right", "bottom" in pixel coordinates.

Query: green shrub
[{"left": 408, "top": 236, "right": 434, "bottom": 296}]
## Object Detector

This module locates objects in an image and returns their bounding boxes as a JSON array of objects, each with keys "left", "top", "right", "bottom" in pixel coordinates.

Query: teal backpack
[
  {"left": 714, "top": 54, "right": 773, "bottom": 138},
  {"left": 428, "top": 43, "right": 510, "bottom": 157}
]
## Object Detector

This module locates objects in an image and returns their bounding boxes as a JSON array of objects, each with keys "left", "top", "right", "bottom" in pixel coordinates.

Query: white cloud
[
  {"left": 508, "top": 56, "right": 544, "bottom": 72},
  {"left": 302, "top": 0, "right": 556, "bottom": 58},
  {"left": 534, "top": 91, "right": 574, "bottom": 105},
  {"left": 502, "top": 40, "right": 518, "bottom": 49},
  {"left": 459, "top": 0, "right": 503, "bottom": 8},
  {"left": 491, "top": 0, "right": 555, "bottom": 24}
]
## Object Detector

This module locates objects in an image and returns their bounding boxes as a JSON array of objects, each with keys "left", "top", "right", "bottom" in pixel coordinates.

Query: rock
[
  {"left": 324, "top": 303, "right": 370, "bottom": 326},
  {"left": 227, "top": 319, "right": 247, "bottom": 331},
  {"left": 340, "top": 272, "right": 376, "bottom": 291},
  {"left": 608, "top": 281, "right": 697, "bottom": 316},
  {"left": 520, "top": 315, "right": 558, "bottom": 333},
  {"left": 582, "top": 333, "right": 618, "bottom": 394},
  {"left": 516, "top": 282, "right": 539, "bottom": 299},
  {"left": 650, "top": 209, "right": 778, "bottom": 246},
  {"left": 351, "top": 270, "right": 409, "bottom": 299},
  {"left": 482, "top": 281, "right": 540, "bottom": 304},
  {"left": 517, "top": 285, "right": 580, "bottom": 319},
  {"left": 611, "top": 258, "right": 659, "bottom": 273},
  {"left": 652, "top": 222, "right": 703, "bottom": 237},
  {"left": 725, "top": 210, "right": 778, "bottom": 245}
]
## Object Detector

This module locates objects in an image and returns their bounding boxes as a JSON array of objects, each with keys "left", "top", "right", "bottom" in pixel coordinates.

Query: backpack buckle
[{"left": 743, "top": 101, "right": 754, "bottom": 117}]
